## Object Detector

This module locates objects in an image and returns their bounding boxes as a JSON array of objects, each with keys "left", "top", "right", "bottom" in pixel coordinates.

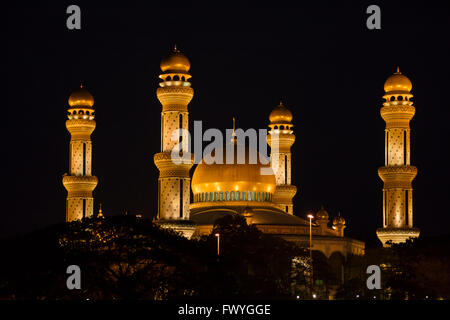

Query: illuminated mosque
[{"left": 61, "top": 47, "right": 421, "bottom": 258}]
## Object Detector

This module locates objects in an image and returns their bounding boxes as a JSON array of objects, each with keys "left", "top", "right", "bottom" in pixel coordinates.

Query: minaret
[
  {"left": 154, "top": 46, "right": 194, "bottom": 221},
  {"left": 376, "top": 68, "right": 420, "bottom": 246},
  {"left": 267, "top": 101, "right": 297, "bottom": 214},
  {"left": 62, "top": 85, "right": 98, "bottom": 222}
]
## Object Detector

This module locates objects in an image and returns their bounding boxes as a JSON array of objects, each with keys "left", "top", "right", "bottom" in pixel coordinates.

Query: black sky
[{"left": 6, "top": 1, "right": 450, "bottom": 242}]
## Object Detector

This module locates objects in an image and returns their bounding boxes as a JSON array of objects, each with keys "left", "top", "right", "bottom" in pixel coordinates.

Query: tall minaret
[
  {"left": 154, "top": 46, "right": 194, "bottom": 221},
  {"left": 267, "top": 101, "right": 297, "bottom": 214},
  {"left": 62, "top": 85, "right": 98, "bottom": 222},
  {"left": 376, "top": 68, "right": 420, "bottom": 246}
]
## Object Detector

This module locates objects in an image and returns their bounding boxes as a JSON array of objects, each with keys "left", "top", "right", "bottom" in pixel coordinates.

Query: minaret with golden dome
[
  {"left": 376, "top": 68, "right": 420, "bottom": 246},
  {"left": 154, "top": 46, "right": 194, "bottom": 221},
  {"left": 267, "top": 101, "right": 297, "bottom": 214},
  {"left": 62, "top": 84, "right": 98, "bottom": 222}
]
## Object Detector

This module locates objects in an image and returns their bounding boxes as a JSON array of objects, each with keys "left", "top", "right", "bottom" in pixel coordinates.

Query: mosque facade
[{"left": 62, "top": 47, "right": 421, "bottom": 257}]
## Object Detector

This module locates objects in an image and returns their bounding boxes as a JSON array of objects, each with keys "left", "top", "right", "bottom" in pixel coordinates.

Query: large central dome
[{"left": 191, "top": 142, "right": 276, "bottom": 203}]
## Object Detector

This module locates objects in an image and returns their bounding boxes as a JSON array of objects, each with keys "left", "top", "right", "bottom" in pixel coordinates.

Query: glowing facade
[
  {"left": 154, "top": 46, "right": 194, "bottom": 221},
  {"left": 267, "top": 102, "right": 297, "bottom": 214},
  {"left": 62, "top": 85, "right": 98, "bottom": 222},
  {"left": 376, "top": 68, "right": 420, "bottom": 246}
]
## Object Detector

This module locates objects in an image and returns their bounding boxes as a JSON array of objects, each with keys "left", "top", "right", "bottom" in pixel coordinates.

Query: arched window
[
  {"left": 202, "top": 193, "right": 205, "bottom": 202},
  {"left": 173, "top": 75, "right": 180, "bottom": 81},
  {"left": 274, "top": 125, "right": 278, "bottom": 129},
  {"left": 214, "top": 192, "right": 218, "bottom": 201},
  {"left": 398, "top": 96, "right": 403, "bottom": 101},
  {"left": 166, "top": 75, "right": 172, "bottom": 81},
  {"left": 86, "top": 111, "right": 90, "bottom": 115},
  {"left": 210, "top": 192, "right": 213, "bottom": 201},
  {"left": 205, "top": 192, "right": 209, "bottom": 201},
  {"left": 79, "top": 110, "right": 84, "bottom": 115},
  {"left": 257, "top": 192, "right": 260, "bottom": 201},
  {"left": 248, "top": 191, "right": 252, "bottom": 200},
  {"left": 225, "top": 191, "right": 229, "bottom": 201},
  {"left": 280, "top": 125, "right": 284, "bottom": 130},
  {"left": 181, "top": 76, "right": 186, "bottom": 81},
  {"left": 242, "top": 191, "right": 246, "bottom": 201},
  {"left": 390, "top": 96, "right": 395, "bottom": 101},
  {"left": 73, "top": 110, "right": 77, "bottom": 115},
  {"left": 219, "top": 191, "right": 224, "bottom": 201},
  {"left": 230, "top": 191, "right": 235, "bottom": 201},
  {"left": 236, "top": 191, "right": 240, "bottom": 201}
]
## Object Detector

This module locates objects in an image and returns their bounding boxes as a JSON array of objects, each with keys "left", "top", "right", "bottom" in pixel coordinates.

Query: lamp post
[
  {"left": 307, "top": 213, "right": 314, "bottom": 260},
  {"left": 215, "top": 233, "right": 220, "bottom": 257},
  {"left": 307, "top": 212, "right": 314, "bottom": 298}
]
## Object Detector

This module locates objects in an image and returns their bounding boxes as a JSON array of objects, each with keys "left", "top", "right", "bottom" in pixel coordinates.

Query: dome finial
[
  {"left": 279, "top": 100, "right": 283, "bottom": 106},
  {"left": 396, "top": 66, "right": 400, "bottom": 74},
  {"left": 80, "top": 83, "right": 83, "bottom": 89},
  {"left": 232, "top": 117, "right": 236, "bottom": 136},
  {"left": 98, "top": 203, "right": 104, "bottom": 218},
  {"left": 174, "top": 44, "right": 179, "bottom": 52}
]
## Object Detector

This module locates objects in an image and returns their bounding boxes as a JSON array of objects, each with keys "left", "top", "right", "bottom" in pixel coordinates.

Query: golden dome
[
  {"left": 333, "top": 212, "right": 345, "bottom": 226},
  {"left": 191, "top": 142, "right": 276, "bottom": 198},
  {"left": 384, "top": 68, "right": 412, "bottom": 93},
  {"left": 316, "top": 206, "right": 329, "bottom": 220},
  {"left": 160, "top": 45, "right": 191, "bottom": 73},
  {"left": 68, "top": 85, "right": 94, "bottom": 107},
  {"left": 269, "top": 101, "right": 293, "bottom": 123}
]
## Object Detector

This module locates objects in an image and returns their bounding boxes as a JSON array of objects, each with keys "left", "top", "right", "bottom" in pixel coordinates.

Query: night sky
[{"left": 6, "top": 1, "right": 450, "bottom": 243}]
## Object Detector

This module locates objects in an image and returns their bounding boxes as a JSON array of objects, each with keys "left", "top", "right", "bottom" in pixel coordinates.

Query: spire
[
  {"left": 173, "top": 44, "right": 179, "bottom": 52},
  {"left": 98, "top": 203, "right": 104, "bottom": 218},
  {"left": 395, "top": 66, "right": 401, "bottom": 74},
  {"left": 232, "top": 117, "right": 236, "bottom": 136},
  {"left": 80, "top": 83, "right": 83, "bottom": 89}
]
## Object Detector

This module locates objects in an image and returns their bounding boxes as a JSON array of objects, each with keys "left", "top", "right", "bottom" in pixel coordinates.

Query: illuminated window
[
  {"left": 219, "top": 191, "right": 224, "bottom": 201},
  {"left": 230, "top": 191, "right": 235, "bottom": 201},
  {"left": 210, "top": 192, "right": 213, "bottom": 201},
  {"left": 236, "top": 191, "right": 240, "bottom": 201},
  {"left": 214, "top": 192, "right": 218, "bottom": 201},
  {"left": 205, "top": 192, "right": 209, "bottom": 201},
  {"left": 252, "top": 191, "right": 256, "bottom": 201},
  {"left": 225, "top": 191, "right": 229, "bottom": 201},
  {"left": 242, "top": 192, "right": 246, "bottom": 201},
  {"left": 202, "top": 193, "right": 204, "bottom": 202}
]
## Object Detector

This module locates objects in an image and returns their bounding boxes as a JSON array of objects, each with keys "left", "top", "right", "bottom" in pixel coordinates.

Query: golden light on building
[
  {"left": 267, "top": 101, "right": 297, "bottom": 214},
  {"left": 376, "top": 68, "right": 420, "bottom": 246},
  {"left": 62, "top": 84, "right": 98, "bottom": 222},
  {"left": 153, "top": 45, "right": 194, "bottom": 226}
]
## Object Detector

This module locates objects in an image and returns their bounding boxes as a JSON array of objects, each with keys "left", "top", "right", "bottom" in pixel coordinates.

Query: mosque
[{"left": 61, "top": 47, "right": 421, "bottom": 261}]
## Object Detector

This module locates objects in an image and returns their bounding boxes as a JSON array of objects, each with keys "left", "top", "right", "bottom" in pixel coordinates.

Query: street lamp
[
  {"left": 215, "top": 233, "right": 220, "bottom": 257},
  {"left": 307, "top": 213, "right": 314, "bottom": 260},
  {"left": 306, "top": 212, "right": 314, "bottom": 298}
]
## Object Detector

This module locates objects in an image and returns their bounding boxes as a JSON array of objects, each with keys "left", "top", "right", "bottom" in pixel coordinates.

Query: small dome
[
  {"left": 269, "top": 101, "right": 293, "bottom": 123},
  {"left": 316, "top": 206, "right": 329, "bottom": 220},
  {"left": 333, "top": 212, "right": 345, "bottom": 226},
  {"left": 68, "top": 85, "right": 94, "bottom": 107},
  {"left": 384, "top": 68, "right": 412, "bottom": 93},
  {"left": 160, "top": 45, "right": 191, "bottom": 73}
]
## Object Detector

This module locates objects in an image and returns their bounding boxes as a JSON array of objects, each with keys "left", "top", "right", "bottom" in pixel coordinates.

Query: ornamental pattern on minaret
[
  {"left": 154, "top": 46, "right": 194, "bottom": 221},
  {"left": 62, "top": 85, "right": 98, "bottom": 222},
  {"left": 267, "top": 101, "right": 297, "bottom": 214},
  {"left": 376, "top": 68, "right": 420, "bottom": 246}
]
